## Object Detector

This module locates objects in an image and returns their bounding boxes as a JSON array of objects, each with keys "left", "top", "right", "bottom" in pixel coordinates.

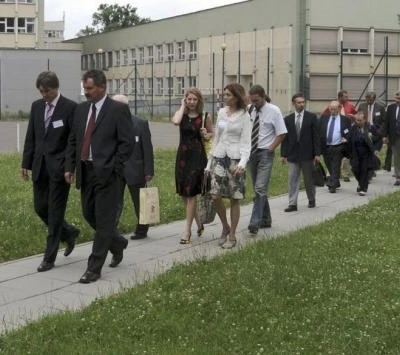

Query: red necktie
[{"left": 81, "top": 104, "right": 96, "bottom": 161}]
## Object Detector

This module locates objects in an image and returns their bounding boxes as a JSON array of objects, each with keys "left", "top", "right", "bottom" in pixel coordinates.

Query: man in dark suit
[
  {"left": 65, "top": 70, "right": 134, "bottom": 283},
  {"left": 358, "top": 91, "right": 385, "bottom": 179},
  {"left": 358, "top": 91, "right": 385, "bottom": 149},
  {"left": 281, "top": 93, "right": 320, "bottom": 211},
  {"left": 21, "top": 71, "right": 79, "bottom": 272},
  {"left": 382, "top": 91, "right": 400, "bottom": 186},
  {"left": 112, "top": 94, "right": 154, "bottom": 239},
  {"left": 320, "top": 100, "right": 351, "bottom": 193}
]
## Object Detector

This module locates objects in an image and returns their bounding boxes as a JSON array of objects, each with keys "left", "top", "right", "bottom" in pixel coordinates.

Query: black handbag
[{"left": 312, "top": 161, "right": 327, "bottom": 187}]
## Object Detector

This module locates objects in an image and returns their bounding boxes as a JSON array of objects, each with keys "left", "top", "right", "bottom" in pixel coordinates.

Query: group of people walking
[
  {"left": 173, "top": 85, "right": 400, "bottom": 251},
  {"left": 21, "top": 68, "right": 400, "bottom": 283}
]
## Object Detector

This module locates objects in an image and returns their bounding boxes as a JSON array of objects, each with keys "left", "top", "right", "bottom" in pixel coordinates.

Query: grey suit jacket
[{"left": 123, "top": 116, "right": 154, "bottom": 185}]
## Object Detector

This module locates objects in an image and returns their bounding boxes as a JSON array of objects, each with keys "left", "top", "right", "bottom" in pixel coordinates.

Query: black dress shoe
[
  {"left": 37, "top": 261, "right": 54, "bottom": 272},
  {"left": 64, "top": 229, "right": 80, "bottom": 256},
  {"left": 308, "top": 200, "right": 316, "bottom": 208},
  {"left": 130, "top": 233, "right": 147, "bottom": 240},
  {"left": 329, "top": 187, "right": 336, "bottom": 193},
  {"left": 394, "top": 180, "right": 400, "bottom": 186},
  {"left": 109, "top": 252, "right": 123, "bottom": 268},
  {"left": 79, "top": 270, "right": 100, "bottom": 284},
  {"left": 64, "top": 239, "right": 75, "bottom": 257},
  {"left": 260, "top": 221, "right": 272, "bottom": 228},
  {"left": 284, "top": 205, "right": 297, "bottom": 212},
  {"left": 248, "top": 225, "right": 258, "bottom": 235}
]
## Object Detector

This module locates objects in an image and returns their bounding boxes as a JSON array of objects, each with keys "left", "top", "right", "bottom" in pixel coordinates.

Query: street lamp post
[
  {"left": 97, "top": 48, "right": 104, "bottom": 69},
  {"left": 221, "top": 43, "right": 226, "bottom": 107}
]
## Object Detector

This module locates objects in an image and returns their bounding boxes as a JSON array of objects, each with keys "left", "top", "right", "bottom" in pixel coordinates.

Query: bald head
[
  {"left": 328, "top": 100, "right": 340, "bottom": 116},
  {"left": 112, "top": 94, "right": 129, "bottom": 105}
]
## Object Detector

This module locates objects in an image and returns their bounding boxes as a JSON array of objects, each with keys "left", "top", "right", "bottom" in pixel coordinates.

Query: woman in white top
[{"left": 205, "top": 83, "right": 251, "bottom": 249}]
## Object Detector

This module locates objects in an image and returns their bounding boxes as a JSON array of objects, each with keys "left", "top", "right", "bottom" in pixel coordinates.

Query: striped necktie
[
  {"left": 44, "top": 103, "right": 54, "bottom": 131},
  {"left": 251, "top": 109, "right": 260, "bottom": 155}
]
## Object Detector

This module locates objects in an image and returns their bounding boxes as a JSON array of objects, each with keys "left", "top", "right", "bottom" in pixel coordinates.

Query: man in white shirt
[{"left": 247, "top": 85, "right": 287, "bottom": 235}]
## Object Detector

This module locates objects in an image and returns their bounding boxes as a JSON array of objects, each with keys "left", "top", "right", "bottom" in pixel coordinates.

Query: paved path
[
  {"left": 0, "top": 121, "right": 178, "bottom": 153},
  {"left": 0, "top": 170, "right": 397, "bottom": 333}
]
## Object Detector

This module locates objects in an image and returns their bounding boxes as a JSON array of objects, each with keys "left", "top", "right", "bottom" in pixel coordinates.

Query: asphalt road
[{"left": 0, "top": 121, "right": 179, "bottom": 153}]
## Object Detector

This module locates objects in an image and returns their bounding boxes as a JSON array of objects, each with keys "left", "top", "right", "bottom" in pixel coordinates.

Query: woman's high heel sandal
[
  {"left": 197, "top": 224, "right": 204, "bottom": 237},
  {"left": 218, "top": 227, "right": 231, "bottom": 246},
  {"left": 222, "top": 238, "right": 237, "bottom": 249},
  {"left": 180, "top": 232, "right": 191, "bottom": 244}
]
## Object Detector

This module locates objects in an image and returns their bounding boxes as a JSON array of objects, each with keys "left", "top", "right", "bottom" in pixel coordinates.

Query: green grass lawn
[
  {"left": 0, "top": 150, "right": 288, "bottom": 262},
  {"left": 0, "top": 192, "right": 399, "bottom": 354}
]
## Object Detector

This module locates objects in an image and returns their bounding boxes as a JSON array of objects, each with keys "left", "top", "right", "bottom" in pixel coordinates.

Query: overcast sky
[{"left": 45, "top": 0, "right": 246, "bottom": 39}]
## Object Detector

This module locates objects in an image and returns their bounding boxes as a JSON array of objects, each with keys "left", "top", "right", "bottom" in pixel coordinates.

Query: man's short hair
[
  {"left": 337, "top": 89, "right": 348, "bottom": 99},
  {"left": 365, "top": 91, "right": 376, "bottom": 99},
  {"left": 35, "top": 71, "right": 59, "bottom": 90},
  {"left": 249, "top": 85, "right": 266, "bottom": 97},
  {"left": 292, "top": 92, "right": 305, "bottom": 103},
  {"left": 82, "top": 69, "right": 107, "bottom": 86}
]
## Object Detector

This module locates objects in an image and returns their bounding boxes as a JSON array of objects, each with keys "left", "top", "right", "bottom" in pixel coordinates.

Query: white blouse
[{"left": 207, "top": 107, "right": 251, "bottom": 169}]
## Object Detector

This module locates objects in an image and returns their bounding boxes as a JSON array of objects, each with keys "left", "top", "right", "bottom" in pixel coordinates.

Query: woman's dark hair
[{"left": 224, "top": 83, "right": 247, "bottom": 111}]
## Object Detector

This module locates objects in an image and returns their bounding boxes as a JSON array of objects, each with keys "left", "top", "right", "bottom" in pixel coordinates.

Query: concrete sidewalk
[{"left": 0, "top": 170, "right": 398, "bottom": 333}]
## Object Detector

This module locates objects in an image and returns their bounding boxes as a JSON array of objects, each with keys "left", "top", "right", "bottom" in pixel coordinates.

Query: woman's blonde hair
[{"left": 184, "top": 87, "right": 204, "bottom": 114}]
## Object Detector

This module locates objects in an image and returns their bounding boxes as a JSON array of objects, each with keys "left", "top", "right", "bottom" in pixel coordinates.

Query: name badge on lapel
[{"left": 52, "top": 120, "right": 64, "bottom": 128}]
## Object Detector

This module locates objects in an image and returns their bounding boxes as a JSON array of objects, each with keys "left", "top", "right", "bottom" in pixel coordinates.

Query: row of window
[
  {"left": 310, "top": 29, "right": 400, "bottom": 55},
  {"left": 0, "top": 17, "right": 34, "bottom": 33},
  {"left": 44, "top": 30, "right": 63, "bottom": 39},
  {"left": 82, "top": 40, "right": 197, "bottom": 70},
  {"left": 106, "top": 76, "right": 197, "bottom": 96}
]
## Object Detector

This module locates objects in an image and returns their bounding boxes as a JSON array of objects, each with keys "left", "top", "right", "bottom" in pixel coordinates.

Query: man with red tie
[{"left": 65, "top": 69, "right": 134, "bottom": 283}]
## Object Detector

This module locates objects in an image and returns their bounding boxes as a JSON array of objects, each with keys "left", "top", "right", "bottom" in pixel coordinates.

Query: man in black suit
[
  {"left": 65, "top": 70, "right": 134, "bottom": 283},
  {"left": 281, "top": 93, "right": 320, "bottom": 211},
  {"left": 21, "top": 71, "right": 79, "bottom": 272},
  {"left": 320, "top": 100, "right": 351, "bottom": 193},
  {"left": 382, "top": 91, "right": 400, "bottom": 186},
  {"left": 358, "top": 91, "right": 385, "bottom": 179},
  {"left": 112, "top": 94, "right": 154, "bottom": 239},
  {"left": 358, "top": 91, "right": 385, "bottom": 149}
]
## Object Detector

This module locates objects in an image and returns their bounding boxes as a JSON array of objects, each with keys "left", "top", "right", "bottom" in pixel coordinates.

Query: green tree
[
  {"left": 76, "top": 25, "right": 97, "bottom": 37},
  {"left": 76, "top": 3, "right": 151, "bottom": 36}
]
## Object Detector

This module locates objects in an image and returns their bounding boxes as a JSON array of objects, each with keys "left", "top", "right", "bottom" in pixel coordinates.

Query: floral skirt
[{"left": 209, "top": 156, "right": 245, "bottom": 200}]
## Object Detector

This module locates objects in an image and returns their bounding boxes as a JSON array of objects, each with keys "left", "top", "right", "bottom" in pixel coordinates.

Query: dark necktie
[
  {"left": 396, "top": 105, "right": 400, "bottom": 131},
  {"left": 81, "top": 104, "right": 96, "bottom": 161},
  {"left": 295, "top": 113, "right": 301, "bottom": 141},
  {"left": 251, "top": 109, "right": 260, "bottom": 155},
  {"left": 44, "top": 103, "right": 54, "bottom": 132},
  {"left": 327, "top": 116, "right": 336, "bottom": 144}
]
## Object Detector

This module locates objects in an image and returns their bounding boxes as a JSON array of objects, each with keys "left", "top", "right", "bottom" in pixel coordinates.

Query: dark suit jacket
[
  {"left": 382, "top": 103, "right": 400, "bottom": 145},
  {"left": 65, "top": 96, "right": 134, "bottom": 189},
  {"left": 22, "top": 95, "right": 77, "bottom": 182},
  {"left": 124, "top": 116, "right": 154, "bottom": 185},
  {"left": 319, "top": 114, "right": 351, "bottom": 155},
  {"left": 281, "top": 110, "right": 320, "bottom": 162},
  {"left": 358, "top": 102, "right": 385, "bottom": 129},
  {"left": 348, "top": 123, "right": 379, "bottom": 171}
]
